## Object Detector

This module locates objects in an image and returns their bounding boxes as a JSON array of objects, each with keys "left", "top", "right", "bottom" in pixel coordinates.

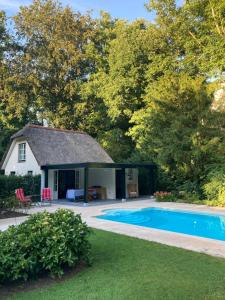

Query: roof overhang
[{"left": 41, "top": 162, "right": 156, "bottom": 170}]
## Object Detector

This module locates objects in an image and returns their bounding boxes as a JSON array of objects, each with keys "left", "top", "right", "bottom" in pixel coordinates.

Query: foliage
[
  {"left": 176, "top": 191, "right": 201, "bottom": 204},
  {"left": 86, "top": 17, "right": 151, "bottom": 161},
  {"left": 0, "top": 209, "right": 92, "bottom": 282},
  {"left": 203, "top": 166, "right": 225, "bottom": 206},
  {"left": 130, "top": 74, "right": 225, "bottom": 189},
  {"left": 217, "top": 184, "right": 225, "bottom": 206},
  {"left": 0, "top": 175, "right": 41, "bottom": 199},
  {"left": 0, "top": 11, "right": 8, "bottom": 59},
  {"left": 154, "top": 191, "right": 175, "bottom": 202},
  {"left": 0, "top": 194, "right": 19, "bottom": 211},
  {"left": 155, "top": 168, "right": 176, "bottom": 192},
  {"left": 203, "top": 169, "right": 225, "bottom": 200},
  {"left": 98, "top": 128, "right": 133, "bottom": 162},
  {"left": 0, "top": 127, "right": 17, "bottom": 161},
  {"left": 178, "top": 180, "right": 203, "bottom": 199},
  {"left": 0, "top": 0, "right": 96, "bottom": 129}
]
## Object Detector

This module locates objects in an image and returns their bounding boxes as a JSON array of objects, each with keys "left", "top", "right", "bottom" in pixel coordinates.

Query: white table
[{"left": 66, "top": 189, "right": 84, "bottom": 200}]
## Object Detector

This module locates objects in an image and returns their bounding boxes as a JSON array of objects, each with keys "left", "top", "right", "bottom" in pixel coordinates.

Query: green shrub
[
  {"left": 176, "top": 191, "right": 200, "bottom": 203},
  {"left": 178, "top": 180, "right": 202, "bottom": 198},
  {"left": 203, "top": 170, "right": 225, "bottom": 201},
  {"left": 205, "top": 182, "right": 225, "bottom": 207},
  {"left": 0, "top": 209, "right": 92, "bottom": 283},
  {"left": 154, "top": 191, "right": 176, "bottom": 202},
  {"left": 0, "top": 194, "right": 19, "bottom": 211},
  {"left": 0, "top": 175, "right": 41, "bottom": 206},
  {"left": 203, "top": 168, "right": 225, "bottom": 207},
  {"left": 155, "top": 169, "right": 176, "bottom": 192},
  {"left": 217, "top": 184, "right": 225, "bottom": 205}
]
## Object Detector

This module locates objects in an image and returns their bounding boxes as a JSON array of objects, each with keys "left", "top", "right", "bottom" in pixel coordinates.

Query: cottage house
[{"left": 1, "top": 124, "right": 155, "bottom": 202}]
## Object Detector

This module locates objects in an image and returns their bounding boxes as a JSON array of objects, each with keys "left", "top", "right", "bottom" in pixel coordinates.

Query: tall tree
[
  {"left": 0, "top": 0, "right": 96, "bottom": 129},
  {"left": 129, "top": 0, "right": 225, "bottom": 185},
  {"left": 130, "top": 74, "right": 225, "bottom": 183},
  {"left": 0, "top": 11, "right": 18, "bottom": 160},
  {"left": 0, "top": 11, "right": 8, "bottom": 59},
  {"left": 89, "top": 18, "right": 152, "bottom": 161}
]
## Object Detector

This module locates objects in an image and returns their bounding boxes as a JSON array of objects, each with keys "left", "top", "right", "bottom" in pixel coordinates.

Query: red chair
[
  {"left": 15, "top": 188, "right": 32, "bottom": 207},
  {"left": 41, "top": 187, "right": 53, "bottom": 205}
]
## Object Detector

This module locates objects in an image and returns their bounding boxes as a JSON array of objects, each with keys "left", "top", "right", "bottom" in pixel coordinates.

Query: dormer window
[{"left": 18, "top": 143, "right": 26, "bottom": 162}]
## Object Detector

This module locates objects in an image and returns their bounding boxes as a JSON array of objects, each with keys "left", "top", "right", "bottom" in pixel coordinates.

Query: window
[
  {"left": 18, "top": 143, "right": 26, "bottom": 162},
  {"left": 53, "top": 170, "right": 58, "bottom": 192},
  {"left": 10, "top": 171, "right": 15, "bottom": 176},
  {"left": 27, "top": 171, "right": 33, "bottom": 176},
  {"left": 75, "top": 170, "right": 80, "bottom": 189}
]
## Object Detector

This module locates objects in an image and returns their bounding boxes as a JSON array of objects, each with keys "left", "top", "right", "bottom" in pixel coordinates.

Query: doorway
[
  {"left": 58, "top": 170, "right": 75, "bottom": 199},
  {"left": 116, "top": 169, "right": 126, "bottom": 199}
]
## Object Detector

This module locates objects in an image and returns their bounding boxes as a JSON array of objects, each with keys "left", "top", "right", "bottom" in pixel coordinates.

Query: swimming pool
[{"left": 97, "top": 207, "right": 225, "bottom": 241}]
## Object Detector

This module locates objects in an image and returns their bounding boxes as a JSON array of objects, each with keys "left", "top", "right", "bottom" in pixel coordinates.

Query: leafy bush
[
  {"left": 176, "top": 191, "right": 200, "bottom": 203},
  {"left": 205, "top": 183, "right": 225, "bottom": 207},
  {"left": 0, "top": 175, "right": 41, "bottom": 207},
  {"left": 217, "top": 184, "right": 225, "bottom": 206},
  {"left": 203, "top": 168, "right": 225, "bottom": 207},
  {"left": 154, "top": 191, "right": 175, "bottom": 202},
  {"left": 178, "top": 180, "right": 202, "bottom": 198},
  {"left": 203, "top": 170, "right": 225, "bottom": 201},
  {"left": 155, "top": 169, "right": 176, "bottom": 192},
  {"left": 0, "top": 209, "right": 92, "bottom": 283},
  {"left": 0, "top": 194, "right": 19, "bottom": 211}
]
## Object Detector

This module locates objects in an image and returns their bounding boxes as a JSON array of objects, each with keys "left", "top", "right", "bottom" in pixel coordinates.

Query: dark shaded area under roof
[
  {"left": 11, "top": 124, "right": 114, "bottom": 166},
  {"left": 41, "top": 162, "right": 156, "bottom": 169}
]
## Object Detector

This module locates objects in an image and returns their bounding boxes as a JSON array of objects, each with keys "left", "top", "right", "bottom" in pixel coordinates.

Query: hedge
[
  {"left": 0, "top": 209, "right": 92, "bottom": 282},
  {"left": 0, "top": 174, "right": 41, "bottom": 199}
]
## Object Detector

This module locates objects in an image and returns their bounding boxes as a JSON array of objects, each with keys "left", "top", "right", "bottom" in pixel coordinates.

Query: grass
[{"left": 8, "top": 229, "right": 225, "bottom": 300}]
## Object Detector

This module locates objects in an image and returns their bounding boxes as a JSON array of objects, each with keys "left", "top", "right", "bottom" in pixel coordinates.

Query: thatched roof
[{"left": 10, "top": 124, "right": 114, "bottom": 166}]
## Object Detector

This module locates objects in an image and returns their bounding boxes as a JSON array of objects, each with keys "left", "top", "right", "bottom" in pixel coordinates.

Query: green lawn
[{"left": 8, "top": 229, "right": 225, "bottom": 300}]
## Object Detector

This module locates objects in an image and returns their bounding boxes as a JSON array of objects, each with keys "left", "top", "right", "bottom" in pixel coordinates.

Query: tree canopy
[{"left": 0, "top": 0, "right": 225, "bottom": 194}]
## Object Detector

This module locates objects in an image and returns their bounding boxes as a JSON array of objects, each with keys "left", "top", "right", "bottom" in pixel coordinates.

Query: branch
[
  {"left": 211, "top": 6, "right": 223, "bottom": 36},
  {"left": 188, "top": 31, "right": 202, "bottom": 46}
]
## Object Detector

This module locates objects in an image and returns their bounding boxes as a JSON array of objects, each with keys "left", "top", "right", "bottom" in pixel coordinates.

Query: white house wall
[
  {"left": 4, "top": 139, "right": 41, "bottom": 176},
  {"left": 89, "top": 168, "right": 116, "bottom": 199}
]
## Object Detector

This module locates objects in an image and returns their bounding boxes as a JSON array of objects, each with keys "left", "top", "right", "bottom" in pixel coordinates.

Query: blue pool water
[{"left": 97, "top": 207, "right": 225, "bottom": 241}]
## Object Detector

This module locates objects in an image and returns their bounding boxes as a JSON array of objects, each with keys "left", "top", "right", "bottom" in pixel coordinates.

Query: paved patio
[{"left": 1, "top": 198, "right": 225, "bottom": 258}]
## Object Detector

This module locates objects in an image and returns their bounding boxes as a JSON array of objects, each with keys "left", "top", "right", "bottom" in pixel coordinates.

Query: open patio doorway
[
  {"left": 58, "top": 170, "right": 75, "bottom": 199},
  {"left": 116, "top": 169, "right": 126, "bottom": 199}
]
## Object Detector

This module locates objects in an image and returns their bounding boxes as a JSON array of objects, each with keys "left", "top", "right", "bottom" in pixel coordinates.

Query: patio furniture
[
  {"left": 93, "top": 186, "right": 107, "bottom": 200},
  {"left": 15, "top": 188, "right": 32, "bottom": 207},
  {"left": 42, "top": 187, "right": 53, "bottom": 205},
  {"left": 87, "top": 188, "right": 97, "bottom": 200},
  {"left": 66, "top": 189, "right": 84, "bottom": 200},
  {"left": 127, "top": 183, "right": 138, "bottom": 198}
]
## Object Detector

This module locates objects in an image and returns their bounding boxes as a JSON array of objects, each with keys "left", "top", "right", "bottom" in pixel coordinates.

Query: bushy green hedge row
[
  {"left": 156, "top": 163, "right": 225, "bottom": 207},
  {"left": 0, "top": 209, "right": 92, "bottom": 282},
  {"left": 0, "top": 175, "right": 41, "bottom": 198},
  {"left": 203, "top": 167, "right": 225, "bottom": 206}
]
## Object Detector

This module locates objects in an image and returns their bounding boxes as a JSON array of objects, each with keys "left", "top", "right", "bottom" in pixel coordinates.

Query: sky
[{"left": 0, "top": 0, "right": 183, "bottom": 21}]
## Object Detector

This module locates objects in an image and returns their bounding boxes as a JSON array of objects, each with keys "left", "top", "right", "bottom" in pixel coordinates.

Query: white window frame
[{"left": 18, "top": 143, "right": 26, "bottom": 162}]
